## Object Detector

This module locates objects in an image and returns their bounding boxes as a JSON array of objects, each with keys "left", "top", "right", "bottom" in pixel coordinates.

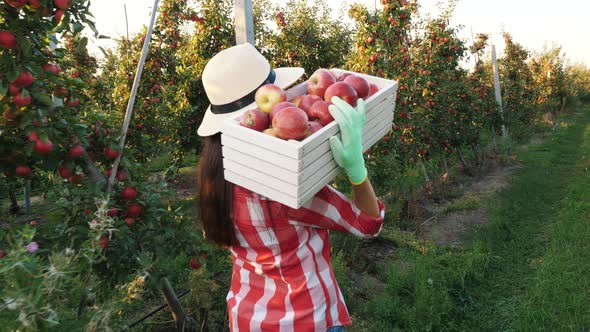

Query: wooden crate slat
[
  {"left": 299, "top": 113, "right": 394, "bottom": 193},
  {"left": 223, "top": 158, "right": 299, "bottom": 197},
  {"left": 299, "top": 105, "right": 395, "bottom": 183},
  {"left": 297, "top": 122, "right": 393, "bottom": 206},
  {"left": 223, "top": 147, "right": 301, "bottom": 184},
  {"left": 221, "top": 135, "right": 301, "bottom": 172},
  {"left": 300, "top": 93, "right": 395, "bottom": 155},
  {"left": 222, "top": 119, "right": 302, "bottom": 159},
  {"left": 221, "top": 68, "right": 398, "bottom": 208},
  {"left": 301, "top": 97, "right": 395, "bottom": 167},
  {"left": 222, "top": 102, "right": 394, "bottom": 186},
  {"left": 224, "top": 171, "right": 300, "bottom": 209}
]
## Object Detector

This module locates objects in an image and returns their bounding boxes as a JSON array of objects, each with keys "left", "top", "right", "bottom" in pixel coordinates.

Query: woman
[{"left": 197, "top": 43, "right": 385, "bottom": 332}]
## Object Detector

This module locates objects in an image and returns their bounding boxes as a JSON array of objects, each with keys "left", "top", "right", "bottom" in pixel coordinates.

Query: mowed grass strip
[
  {"left": 512, "top": 112, "right": 590, "bottom": 330},
  {"left": 464, "top": 108, "right": 590, "bottom": 330}
]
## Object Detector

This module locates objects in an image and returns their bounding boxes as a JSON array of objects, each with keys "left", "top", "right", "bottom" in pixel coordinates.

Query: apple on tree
[
  {"left": 13, "top": 92, "right": 32, "bottom": 107},
  {"left": 127, "top": 203, "right": 142, "bottom": 217},
  {"left": 104, "top": 147, "right": 120, "bottom": 159},
  {"left": 15, "top": 166, "right": 32, "bottom": 177},
  {"left": 58, "top": 165, "right": 72, "bottom": 179},
  {"left": 0, "top": 31, "right": 17, "bottom": 49},
  {"left": 33, "top": 138, "right": 53, "bottom": 154},
  {"left": 69, "top": 145, "right": 85, "bottom": 158},
  {"left": 121, "top": 187, "right": 138, "bottom": 200},
  {"left": 255, "top": 84, "right": 287, "bottom": 113},
  {"left": 12, "top": 71, "right": 34, "bottom": 88}
]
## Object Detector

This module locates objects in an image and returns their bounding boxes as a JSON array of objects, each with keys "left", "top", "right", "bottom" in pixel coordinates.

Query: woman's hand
[{"left": 328, "top": 97, "right": 368, "bottom": 185}]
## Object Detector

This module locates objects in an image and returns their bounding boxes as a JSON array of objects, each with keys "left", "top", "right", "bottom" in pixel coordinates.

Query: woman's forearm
[{"left": 352, "top": 178, "right": 380, "bottom": 218}]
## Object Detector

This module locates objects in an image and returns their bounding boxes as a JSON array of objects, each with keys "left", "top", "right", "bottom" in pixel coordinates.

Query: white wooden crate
[{"left": 221, "top": 68, "right": 398, "bottom": 209}]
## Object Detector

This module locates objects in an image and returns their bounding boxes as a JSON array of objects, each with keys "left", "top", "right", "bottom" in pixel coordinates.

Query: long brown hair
[{"left": 198, "top": 133, "right": 237, "bottom": 247}]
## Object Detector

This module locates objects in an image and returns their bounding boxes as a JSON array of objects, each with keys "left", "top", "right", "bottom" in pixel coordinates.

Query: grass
[
  {"left": 461, "top": 107, "right": 590, "bottom": 331},
  {"left": 442, "top": 193, "right": 481, "bottom": 214},
  {"left": 343, "top": 106, "right": 590, "bottom": 331}
]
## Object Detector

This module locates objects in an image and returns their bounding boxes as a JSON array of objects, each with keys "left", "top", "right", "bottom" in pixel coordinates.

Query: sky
[{"left": 87, "top": 0, "right": 590, "bottom": 67}]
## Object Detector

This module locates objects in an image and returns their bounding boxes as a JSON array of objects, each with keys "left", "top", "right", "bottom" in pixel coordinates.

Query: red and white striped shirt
[{"left": 227, "top": 184, "right": 385, "bottom": 332}]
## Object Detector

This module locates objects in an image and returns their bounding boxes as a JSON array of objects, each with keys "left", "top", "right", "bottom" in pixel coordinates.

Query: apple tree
[
  {"left": 499, "top": 32, "right": 535, "bottom": 138},
  {"left": 256, "top": 0, "right": 352, "bottom": 76}
]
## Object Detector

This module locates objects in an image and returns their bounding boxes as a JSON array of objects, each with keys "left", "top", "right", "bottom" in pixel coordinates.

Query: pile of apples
[{"left": 239, "top": 68, "right": 380, "bottom": 141}]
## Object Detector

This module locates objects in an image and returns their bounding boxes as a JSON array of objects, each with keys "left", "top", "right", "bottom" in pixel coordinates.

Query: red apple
[
  {"left": 308, "top": 121, "right": 323, "bottom": 133},
  {"left": 16, "top": 166, "right": 32, "bottom": 177},
  {"left": 54, "top": 86, "right": 68, "bottom": 96},
  {"left": 121, "top": 187, "right": 137, "bottom": 200},
  {"left": 28, "top": 0, "right": 41, "bottom": 9},
  {"left": 189, "top": 256, "right": 203, "bottom": 270},
  {"left": 308, "top": 101, "right": 335, "bottom": 125},
  {"left": 343, "top": 75, "right": 370, "bottom": 99},
  {"left": 125, "top": 217, "right": 135, "bottom": 226},
  {"left": 272, "top": 107, "right": 308, "bottom": 141},
  {"left": 368, "top": 83, "right": 380, "bottom": 97},
  {"left": 28, "top": 131, "right": 39, "bottom": 142},
  {"left": 262, "top": 128, "right": 277, "bottom": 137},
  {"left": 336, "top": 72, "right": 353, "bottom": 82},
  {"left": 107, "top": 208, "right": 118, "bottom": 217},
  {"left": 307, "top": 69, "right": 336, "bottom": 98},
  {"left": 43, "top": 63, "right": 61, "bottom": 75},
  {"left": 97, "top": 236, "right": 109, "bottom": 249},
  {"left": 69, "top": 145, "right": 84, "bottom": 158},
  {"left": 117, "top": 170, "right": 129, "bottom": 181},
  {"left": 54, "top": 10, "right": 65, "bottom": 24},
  {"left": 13, "top": 92, "right": 31, "bottom": 107},
  {"left": 68, "top": 174, "right": 83, "bottom": 185},
  {"left": 0, "top": 250, "right": 5, "bottom": 259},
  {"left": 0, "top": 31, "right": 17, "bottom": 49},
  {"left": 239, "top": 108, "right": 269, "bottom": 132},
  {"left": 270, "top": 102, "right": 296, "bottom": 122},
  {"left": 66, "top": 98, "right": 79, "bottom": 107},
  {"left": 13, "top": 71, "right": 34, "bottom": 88},
  {"left": 298, "top": 94, "right": 323, "bottom": 115},
  {"left": 127, "top": 203, "right": 142, "bottom": 217},
  {"left": 33, "top": 139, "right": 53, "bottom": 154},
  {"left": 290, "top": 95, "right": 303, "bottom": 107},
  {"left": 9, "top": 84, "right": 20, "bottom": 96},
  {"left": 104, "top": 147, "right": 120, "bottom": 159},
  {"left": 255, "top": 84, "right": 287, "bottom": 113},
  {"left": 58, "top": 165, "right": 72, "bottom": 179},
  {"left": 6, "top": 0, "right": 26, "bottom": 8},
  {"left": 324, "top": 82, "right": 358, "bottom": 106}
]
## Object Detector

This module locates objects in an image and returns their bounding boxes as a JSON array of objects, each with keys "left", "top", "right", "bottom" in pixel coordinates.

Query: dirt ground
[{"left": 418, "top": 164, "right": 522, "bottom": 247}]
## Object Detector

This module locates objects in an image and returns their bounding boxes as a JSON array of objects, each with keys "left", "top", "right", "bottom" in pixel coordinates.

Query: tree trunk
[
  {"left": 9, "top": 190, "right": 20, "bottom": 215},
  {"left": 456, "top": 148, "right": 468, "bottom": 171},
  {"left": 441, "top": 156, "right": 449, "bottom": 176},
  {"left": 419, "top": 159, "right": 430, "bottom": 183}
]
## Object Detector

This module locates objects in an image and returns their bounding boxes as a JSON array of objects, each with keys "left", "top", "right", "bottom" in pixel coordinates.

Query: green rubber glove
[{"left": 328, "top": 97, "right": 368, "bottom": 185}]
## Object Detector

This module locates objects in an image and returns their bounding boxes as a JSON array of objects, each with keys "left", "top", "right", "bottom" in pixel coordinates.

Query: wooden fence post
[
  {"left": 235, "top": 0, "right": 254, "bottom": 45},
  {"left": 106, "top": 0, "right": 161, "bottom": 193},
  {"left": 491, "top": 44, "right": 507, "bottom": 139}
]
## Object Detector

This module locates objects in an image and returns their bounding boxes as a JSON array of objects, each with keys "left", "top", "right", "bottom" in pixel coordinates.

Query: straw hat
[{"left": 197, "top": 43, "right": 304, "bottom": 137}]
